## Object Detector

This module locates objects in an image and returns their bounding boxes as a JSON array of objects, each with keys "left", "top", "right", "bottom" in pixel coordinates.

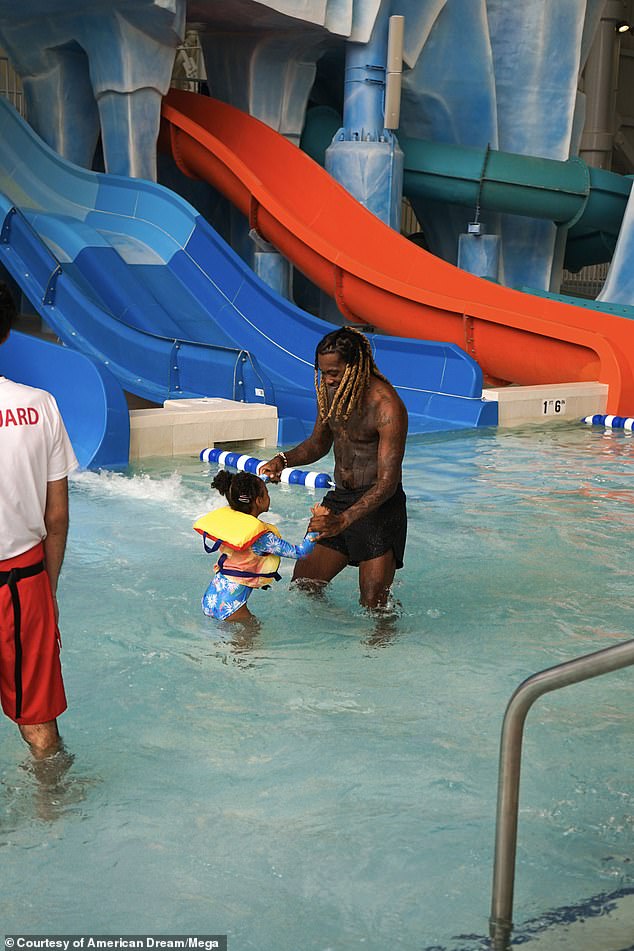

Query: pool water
[{"left": 1, "top": 423, "right": 633, "bottom": 949}]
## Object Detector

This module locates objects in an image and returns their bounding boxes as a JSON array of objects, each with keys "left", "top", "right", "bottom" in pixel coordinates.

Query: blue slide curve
[
  {"left": 0, "top": 329, "right": 130, "bottom": 469},
  {"left": 0, "top": 97, "right": 496, "bottom": 446}
]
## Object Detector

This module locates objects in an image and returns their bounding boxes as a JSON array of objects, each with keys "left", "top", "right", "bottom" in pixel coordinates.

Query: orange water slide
[{"left": 161, "top": 89, "right": 634, "bottom": 414}]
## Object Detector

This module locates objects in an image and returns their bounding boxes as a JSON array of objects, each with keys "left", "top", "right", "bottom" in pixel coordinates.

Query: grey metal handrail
[{"left": 489, "top": 637, "right": 634, "bottom": 950}]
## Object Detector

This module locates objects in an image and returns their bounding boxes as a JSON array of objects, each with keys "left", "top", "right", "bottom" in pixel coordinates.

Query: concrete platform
[
  {"left": 128, "top": 384, "right": 610, "bottom": 460},
  {"left": 129, "top": 398, "right": 278, "bottom": 461},
  {"left": 482, "top": 382, "right": 608, "bottom": 427}
]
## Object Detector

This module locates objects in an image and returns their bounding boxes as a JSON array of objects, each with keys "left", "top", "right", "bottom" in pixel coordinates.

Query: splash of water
[{"left": 71, "top": 469, "right": 205, "bottom": 517}]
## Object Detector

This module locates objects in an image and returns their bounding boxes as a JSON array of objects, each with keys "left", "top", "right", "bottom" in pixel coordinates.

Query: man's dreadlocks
[{"left": 314, "top": 326, "right": 388, "bottom": 422}]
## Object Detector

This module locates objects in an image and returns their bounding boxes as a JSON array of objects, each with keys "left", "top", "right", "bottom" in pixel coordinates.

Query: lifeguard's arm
[
  {"left": 310, "top": 390, "right": 407, "bottom": 538},
  {"left": 252, "top": 531, "right": 319, "bottom": 560},
  {"left": 43, "top": 477, "right": 69, "bottom": 597},
  {"left": 259, "top": 417, "right": 333, "bottom": 483}
]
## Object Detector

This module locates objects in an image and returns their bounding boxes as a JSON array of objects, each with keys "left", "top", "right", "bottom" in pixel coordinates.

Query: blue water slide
[
  {"left": 0, "top": 96, "right": 496, "bottom": 441},
  {"left": 0, "top": 328, "right": 130, "bottom": 468}
]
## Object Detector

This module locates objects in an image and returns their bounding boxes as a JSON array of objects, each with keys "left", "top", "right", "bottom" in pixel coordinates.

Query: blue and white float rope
[
  {"left": 583, "top": 414, "right": 634, "bottom": 430},
  {"left": 200, "top": 447, "right": 334, "bottom": 489}
]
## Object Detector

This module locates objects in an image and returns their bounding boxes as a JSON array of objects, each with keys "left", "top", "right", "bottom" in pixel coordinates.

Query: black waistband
[
  {"left": 0, "top": 560, "right": 45, "bottom": 586},
  {"left": 325, "top": 482, "right": 403, "bottom": 502}
]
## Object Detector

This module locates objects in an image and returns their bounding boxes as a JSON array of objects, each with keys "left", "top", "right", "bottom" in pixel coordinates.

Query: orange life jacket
[{"left": 193, "top": 506, "right": 282, "bottom": 588}]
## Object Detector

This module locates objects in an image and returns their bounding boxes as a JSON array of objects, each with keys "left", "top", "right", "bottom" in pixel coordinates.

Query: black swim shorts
[{"left": 318, "top": 483, "right": 407, "bottom": 568}]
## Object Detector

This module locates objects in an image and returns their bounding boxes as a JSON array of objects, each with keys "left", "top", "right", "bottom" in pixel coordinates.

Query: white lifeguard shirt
[{"left": 0, "top": 376, "right": 78, "bottom": 560}]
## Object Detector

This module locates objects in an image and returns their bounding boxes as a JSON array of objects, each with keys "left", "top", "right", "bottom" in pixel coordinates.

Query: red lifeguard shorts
[{"left": 0, "top": 542, "right": 67, "bottom": 725}]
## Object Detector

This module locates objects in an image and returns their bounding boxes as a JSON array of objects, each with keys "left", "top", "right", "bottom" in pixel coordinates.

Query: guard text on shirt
[{"left": 0, "top": 407, "right": 40, "bottom": 427}]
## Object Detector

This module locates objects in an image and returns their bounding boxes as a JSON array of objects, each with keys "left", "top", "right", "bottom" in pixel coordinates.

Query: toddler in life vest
[{"left": 193, "top": 469, "right": 320, "bottom": 622}]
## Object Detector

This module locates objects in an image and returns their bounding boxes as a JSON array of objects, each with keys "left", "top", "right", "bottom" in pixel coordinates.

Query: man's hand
[
  {"left": 258, "top": 455, "right": 285, "bottom": 483},
  {"left": 308, "top": 506, "right": 346, "bottom": 540}
]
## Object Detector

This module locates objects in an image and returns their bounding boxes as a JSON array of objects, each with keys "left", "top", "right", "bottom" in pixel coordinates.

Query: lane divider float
[
  {"left": 200, "top": 447, "right": 334, "bottom": 488},
  {"left": 583, "top": 414, "right": 634, "bottom": 430}
]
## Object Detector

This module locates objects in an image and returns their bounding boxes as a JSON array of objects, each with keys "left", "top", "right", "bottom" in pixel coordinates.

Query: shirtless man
[{"left": 260, "top": 327, "right": 408, "bottom": 609}]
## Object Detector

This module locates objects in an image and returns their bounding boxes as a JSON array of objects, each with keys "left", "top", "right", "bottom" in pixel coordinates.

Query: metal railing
[
  {"left": 489, "top": 637, "right": 634, "bottom": 950},
  {"left": 0, "top": 55, "right": 25, "bottom": 115},
  {"left": 561, "top": 262, "right": 609, "bottom": 300}
]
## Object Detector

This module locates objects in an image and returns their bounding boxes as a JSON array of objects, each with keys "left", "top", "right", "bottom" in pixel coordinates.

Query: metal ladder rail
[
  {"left": 0, "top": 56, "right": 25, "bottom": 116},
  {"left": 489, "top": 636, "right": 634, "bottom": 950}
]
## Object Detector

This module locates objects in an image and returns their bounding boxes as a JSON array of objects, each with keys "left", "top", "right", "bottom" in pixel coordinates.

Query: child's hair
[{"left": 211, "top": 469, "right": 264, "bottom": 514}]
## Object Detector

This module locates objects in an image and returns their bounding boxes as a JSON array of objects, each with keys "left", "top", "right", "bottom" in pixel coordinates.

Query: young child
[{"left": 193, "top": 469, "right": 320, "bottom": 622}]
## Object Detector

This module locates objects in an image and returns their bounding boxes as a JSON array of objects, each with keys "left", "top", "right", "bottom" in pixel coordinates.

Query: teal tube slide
[{"left": 301, "top": 107, "right": 632, "bottom": 271}]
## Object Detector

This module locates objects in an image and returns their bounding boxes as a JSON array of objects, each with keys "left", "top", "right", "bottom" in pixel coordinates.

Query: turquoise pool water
[{"left": 1, "top": 423, "right": 633, "bottom": 949}]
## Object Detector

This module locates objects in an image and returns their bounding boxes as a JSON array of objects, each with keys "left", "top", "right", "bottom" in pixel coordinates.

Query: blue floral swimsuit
[{"left": 202, "top": 531, "right": 317, "bottom": 620}]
